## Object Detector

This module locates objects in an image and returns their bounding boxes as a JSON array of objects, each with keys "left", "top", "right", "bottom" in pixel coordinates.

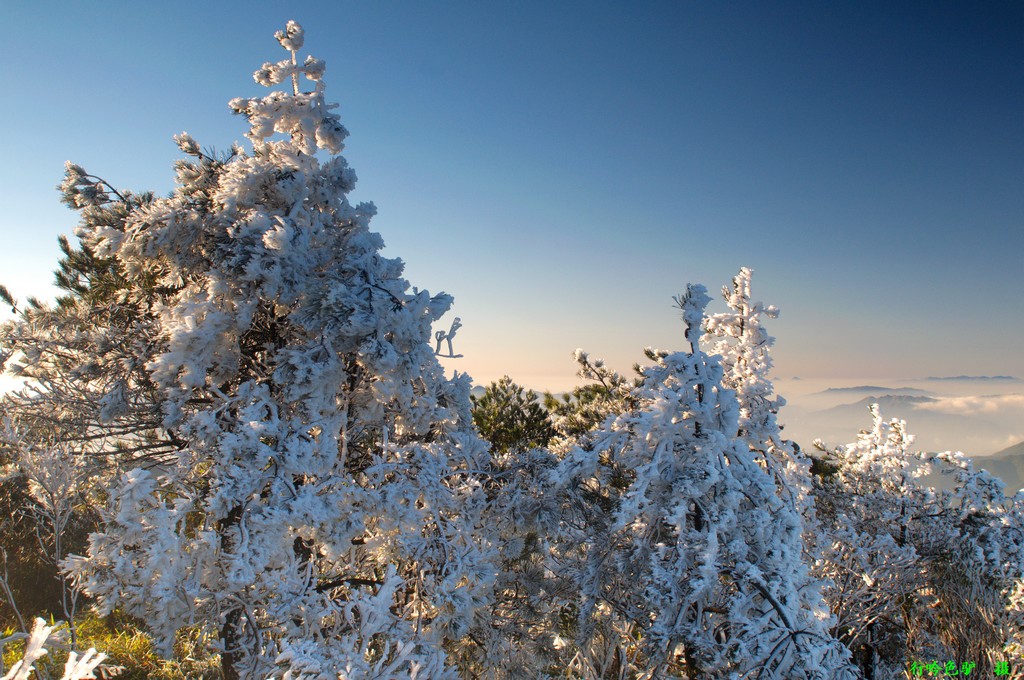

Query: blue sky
[{"left": 1, "top": 1, "right": 1021, "bottom": 392}]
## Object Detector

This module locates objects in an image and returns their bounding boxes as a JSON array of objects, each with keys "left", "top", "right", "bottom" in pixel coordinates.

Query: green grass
[{"left": 2, "top": 611, "right": 221, "bottom": 680}]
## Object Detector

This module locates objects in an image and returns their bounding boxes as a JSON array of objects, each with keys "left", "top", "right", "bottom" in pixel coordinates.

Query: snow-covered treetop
[
  {"left": 672, "top": 283, "right": 711, "bottom": 352},
  {"left": 229, "top": 20, "right": 346, "bottom": 155},
  {"left": 704, "top": 267, "right": 781, "bottom": 404},
  {"left": 274, "top": 20, "right": 305, "bottom": 52},
  {"left": 703, "top": 267, "right": 796, "bottom": 465}
]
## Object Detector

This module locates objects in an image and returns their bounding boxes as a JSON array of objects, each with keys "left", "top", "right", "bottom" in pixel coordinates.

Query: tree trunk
[
  {"left": 218, "top": 505, "right": 244, "bottom": 680},
  {"left": 220, "top": 607, "right": 243, "bottom": 680}
]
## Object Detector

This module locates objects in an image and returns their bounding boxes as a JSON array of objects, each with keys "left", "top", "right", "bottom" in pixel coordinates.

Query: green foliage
[
  {"left": 543, "top": 383, "right": 619, "bottom": 440},
  {"left": 0, "top": 285, "right": 14, "bottom": 313},
  {"left": 49, "top": 165, "right": 160, "bottom": 312},
  {"left": 53, "top": 234, "right": 126, "bottom": 311},
  {"left": 471, "top": 376, "right": 555, "bottom": 455},
  {"left": 808, "top": 440, "right": 842, "bottom": 480},
  {"left": 1, "top": 612, "right": 220, "bottom": 680},
  {"left": 809, "top": 454, "right": 841, "bottom": 480},
  {"left": 74, "top": 612, "right": 220, "bottom": 679},
  {"left": 543, "top": 351, "right": 640, "bottom": 440}
]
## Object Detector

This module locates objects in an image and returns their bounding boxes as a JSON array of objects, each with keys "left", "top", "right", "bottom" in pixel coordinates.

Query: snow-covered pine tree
[
  {"left": 704, "top": 268, "right": 783, "bottom": 447},
  {"left": 549, "top": 283, "right": 854, "bottom": 678},
  {"left": 704, "top": 269, "right": 804, "bottom": 478},
  {"left": 9, "top": 20, "right": 500, "bottom": 678},
  {"left": 703, "top": 268, "right": 819, "bottom": 566},
  {"left": 810, "top": 408, "right": 928, "bottom": 676}
]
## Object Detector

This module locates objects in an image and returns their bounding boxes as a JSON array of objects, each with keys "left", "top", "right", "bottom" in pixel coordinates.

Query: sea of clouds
[{"left": 776, "top": 377, "right": 1024, "bottom": 458}]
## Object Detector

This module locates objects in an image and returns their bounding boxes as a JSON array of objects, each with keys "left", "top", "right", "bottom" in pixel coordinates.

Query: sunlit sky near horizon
[{"left": 1, "top": 1, "right": 1021, "bottom": 394}]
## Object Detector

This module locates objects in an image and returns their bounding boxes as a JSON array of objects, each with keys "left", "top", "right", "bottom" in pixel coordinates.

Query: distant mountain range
[
  {"left": 782, "top": 394, "right": 1006, "bottom": 457},
  {"left": 925, "top": 375, "right": 1020, "bottom": 381},
  {"left": 817, "top": 395, "right": 937, "bottom": 413},
  {"left": 992, "top": 441, "right": 1024, "bottom": 458},
  {"left": 811, "top": 395, "right": 986, "bottom": 440},
  {"left": 817, "top": 386, "right": 931, "bottom": 395},
  {"left": 976, "top": 441, "right": 1024, "bottom": 493}
]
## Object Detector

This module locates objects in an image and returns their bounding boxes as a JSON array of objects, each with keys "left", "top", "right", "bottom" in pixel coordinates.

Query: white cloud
[{"left": 915, "top": 393, "right": 1024, "bottom": 416}]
